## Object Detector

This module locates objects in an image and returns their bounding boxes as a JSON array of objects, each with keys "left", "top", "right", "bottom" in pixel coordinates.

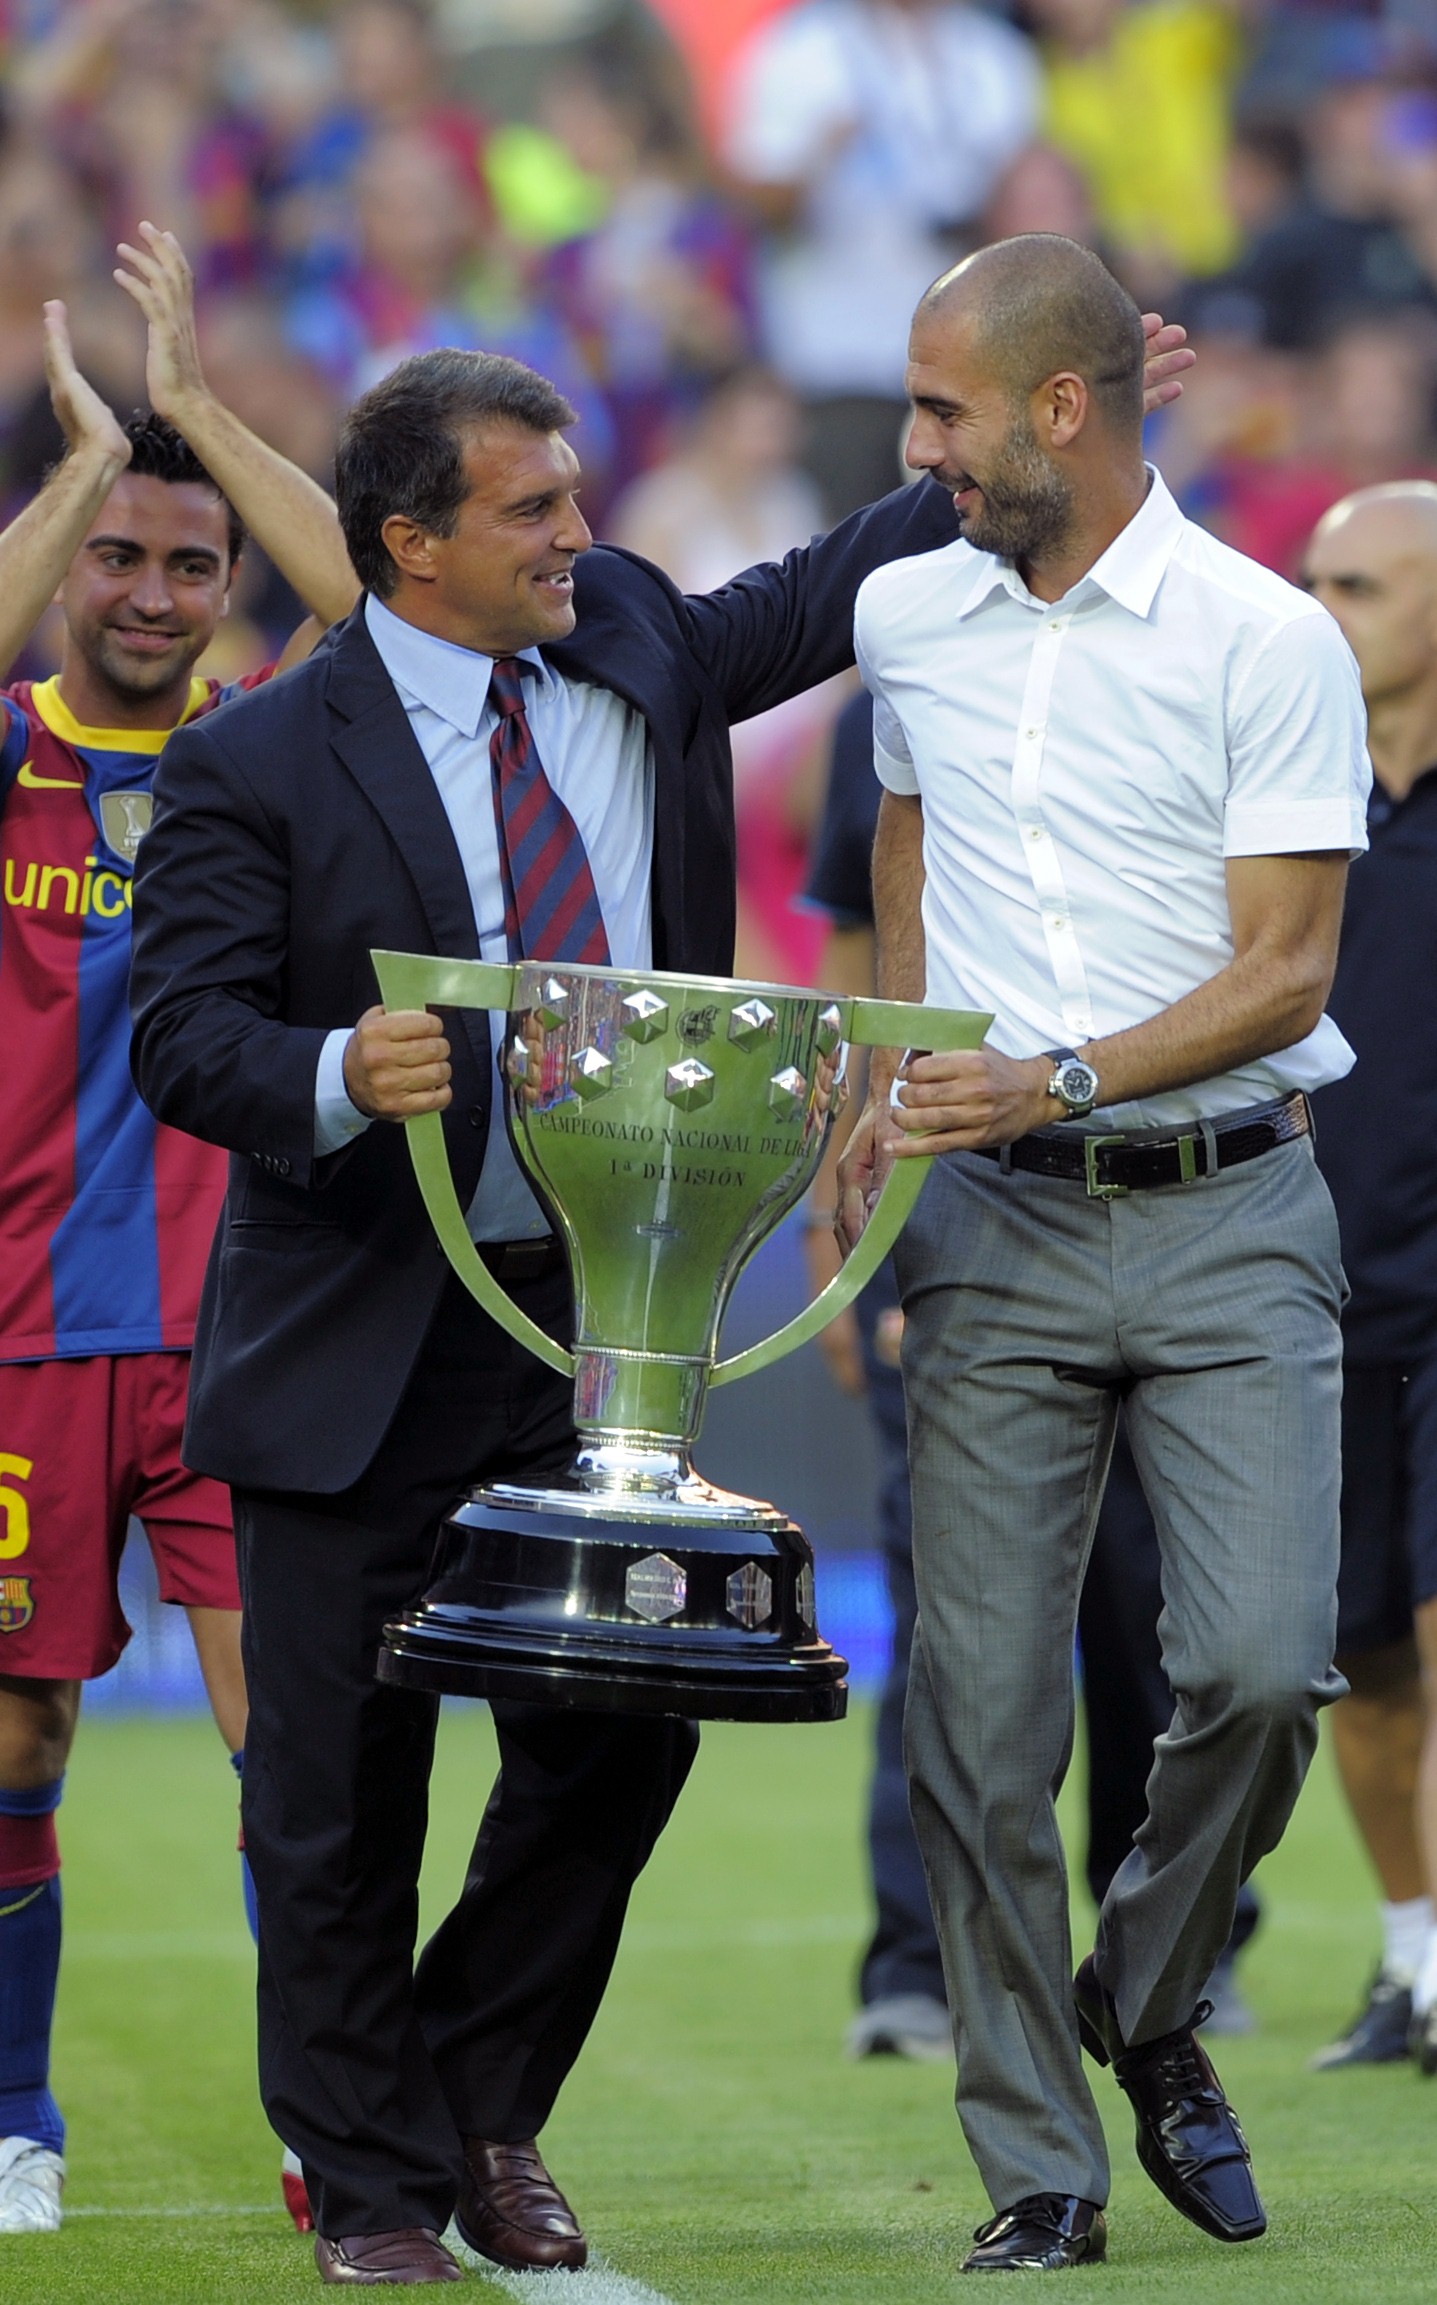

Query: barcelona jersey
[{"left": 0, "top": 670, "right": 272, "bottom": 1362}]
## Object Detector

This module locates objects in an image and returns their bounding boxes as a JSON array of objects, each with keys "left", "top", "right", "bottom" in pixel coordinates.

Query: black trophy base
[{"left": 378, "top": 1488, "right": 848, "bottom": 1723}]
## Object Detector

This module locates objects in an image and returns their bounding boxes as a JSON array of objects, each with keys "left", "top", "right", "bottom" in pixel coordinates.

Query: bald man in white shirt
[{"left": 839, "top": 235, "right": 1370, "bottom": 2274}]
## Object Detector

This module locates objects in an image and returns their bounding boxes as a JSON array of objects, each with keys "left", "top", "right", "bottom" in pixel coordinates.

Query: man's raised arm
[
  {"left": 115, "top": 223, "right": 359, "bottom": 633},
  {"left": 0, "top": 306, "right": 132, "bottom": 683}
]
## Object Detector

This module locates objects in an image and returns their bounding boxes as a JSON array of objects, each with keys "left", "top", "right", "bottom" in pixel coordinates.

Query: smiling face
[
  {"left": 59, "top": 470, "right": 233, "bottom": 718},
  {"left": 382, "top": 421, "right": 592, "bottom": 654},
  {"left": 903, "top": 304, "right": 1076, "bottom": 564}
]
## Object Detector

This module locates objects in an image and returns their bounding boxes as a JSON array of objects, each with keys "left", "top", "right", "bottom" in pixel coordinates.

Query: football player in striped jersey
[{"left": 0, "top": 223, "right": 357, "bottom": 2235}]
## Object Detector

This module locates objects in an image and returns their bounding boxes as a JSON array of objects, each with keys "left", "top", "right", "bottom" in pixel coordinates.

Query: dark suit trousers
[
  {"left": 233, "top": 1268, "right": 699, "bottom": 2238},
  {"left": 854, "top": 1263, "right": 946, "bottom": 2009}
]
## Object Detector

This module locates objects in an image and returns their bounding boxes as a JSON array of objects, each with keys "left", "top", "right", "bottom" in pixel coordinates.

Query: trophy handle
[
  {"left": 371, "top": 951, "right": 577, "bottom": 1380},
  {"left": 711, "top": 998, "right": 991, "bottom": 1388}
]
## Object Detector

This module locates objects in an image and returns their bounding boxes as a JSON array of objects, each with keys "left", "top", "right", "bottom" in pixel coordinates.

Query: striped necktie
[{"left": 488, "top": 655, "right": 611, "bottom": 965}]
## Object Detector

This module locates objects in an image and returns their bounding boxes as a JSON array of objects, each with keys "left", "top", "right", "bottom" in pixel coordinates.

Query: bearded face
[{"left": 932, "top": 405, "right": 1077, "bottom": 565}]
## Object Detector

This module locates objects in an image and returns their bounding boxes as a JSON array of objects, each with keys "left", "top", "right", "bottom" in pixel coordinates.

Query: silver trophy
[{"left": 371, "top": 953, "right": 989, "bottom": 1722}]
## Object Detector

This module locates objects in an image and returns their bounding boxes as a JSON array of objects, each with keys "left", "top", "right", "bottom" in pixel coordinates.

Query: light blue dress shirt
[{"left": 314, "top": 593, "right": 655, "bottom": 1240}]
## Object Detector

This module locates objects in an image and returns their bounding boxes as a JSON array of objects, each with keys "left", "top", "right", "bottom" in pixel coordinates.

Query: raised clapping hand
[
  {"left": 42, "top": 299, "right": 130, "bottom": 471},
  {"left": 113, "top": 221, "right": 206, "bottom": 425},
  {"left": 344, "top": 1008, "right": 453, "bottom": 1121}
]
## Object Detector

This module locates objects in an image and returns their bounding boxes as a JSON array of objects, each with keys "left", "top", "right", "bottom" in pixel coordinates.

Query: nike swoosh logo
[{"left": 16, "top": 762, "right": 84, "bottom": 789}]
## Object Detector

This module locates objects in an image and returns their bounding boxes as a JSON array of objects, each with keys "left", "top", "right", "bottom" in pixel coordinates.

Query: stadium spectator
[
  {"left": 1217, "top": 56, "right": 1437, "bottom": 348},
  {"left": 11, "top": 0, "right": 274, "bottom": 289},
  {"left": 0, "top": 223, "right": 356, "bottom": 2237},
  {"left": 1302, "top": 481, "right": 1437, "bottom": 2072},
  {"left": 280, "top": 124, "right": 614, "bottom": 504},
  {"left": 722, "top": 0, "right": 1040, "bottom": 520},
  {"left": 538, "top": 52, "right": 757, "bottom": 494},
  {"left": 1022, "top": 0, "right": 1242, "bottom": 301},
  {"left": 268, "top": 0, "right": 491, "bottom": 298},
  {"left": 610, "top": 365, "right": 834, "bottom": 979},
  {"left": 981, "top": 140, "right": 1099, "bottom": 249},
  {"left": 1155, "top": 311, "right": 1437, "bottom": 577},
  {"left": 0, "top": 142, "right": 139, "bottom": 521},
  {"left": 190, "top": 291, "right": 344, "bottom": 658}
]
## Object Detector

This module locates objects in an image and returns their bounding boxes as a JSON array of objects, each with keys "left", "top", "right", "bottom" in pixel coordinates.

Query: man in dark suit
[
  {"left": 126, "top": 345, "right": 975, "bottom": 2288},
  {"left": 129, "top": 327, "right": 1189, "bottom": 2286}
]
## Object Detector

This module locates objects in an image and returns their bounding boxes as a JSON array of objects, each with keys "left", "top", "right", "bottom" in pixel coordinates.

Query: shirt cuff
[
  {"left": 1223, "top": 798, "right": 1369, "bottom": 859},
  {"left": 874, "top": 739, "right": 919, "bottom": 796},
  {"left": 314, "top": 1026, "right": 372, "bottom": 1158}
]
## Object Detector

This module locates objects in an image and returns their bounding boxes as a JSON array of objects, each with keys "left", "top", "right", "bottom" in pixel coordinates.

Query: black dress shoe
[
  {"left": 961, "top": 2194, "right": 1106, "bottom": 2273},
  {"left": 1074, "top": 1956, "right": 1265, "bottom": 2244},
  {"left": 1312, "top": 1966, "right": 1413, "bottom": 2069}
]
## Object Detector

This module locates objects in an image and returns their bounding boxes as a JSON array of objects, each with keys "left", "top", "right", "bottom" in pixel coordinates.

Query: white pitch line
[
  {"left": 62, "top": 2205, "right": 682, "bottom": 2300},
  {"left": 448, "top": 2229, "right": 680, "bottom": 2305},
  {"left": 63, "top": 2204, "right": 279, "bottom": 2219}
]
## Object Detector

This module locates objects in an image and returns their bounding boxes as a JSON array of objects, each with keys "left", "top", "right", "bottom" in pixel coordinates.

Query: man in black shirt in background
[
  {"left": 1304, "top": 483, "right": 1437, "bottom": 2070},
  {"left": 804, "top": 688, "right": 950, "bottom": 2062}
]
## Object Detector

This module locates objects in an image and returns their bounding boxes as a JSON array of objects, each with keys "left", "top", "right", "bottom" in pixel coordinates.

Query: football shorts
[{"left": 0, "top": 1352, "right": 237, "bottom": 1678}]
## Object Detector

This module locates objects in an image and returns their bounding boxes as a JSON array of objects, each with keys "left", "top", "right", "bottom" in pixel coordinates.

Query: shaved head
[
  {"left": 1304, "top": 480, "right": 1437, "bottom": 716},
  {"left": 902, "top": 233, "right": 1149, "bottom": 570},
  {"left": 920, "top": 234, "right": 1147, "bottom": 434},
  {"left": 1310, "top": 480, "right": 1437, "bottom": 561}
]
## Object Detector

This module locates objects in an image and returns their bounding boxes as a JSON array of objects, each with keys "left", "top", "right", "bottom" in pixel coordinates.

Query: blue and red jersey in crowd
[{"left": 0, "top": 670, "right": 271, "bottom": 1364}]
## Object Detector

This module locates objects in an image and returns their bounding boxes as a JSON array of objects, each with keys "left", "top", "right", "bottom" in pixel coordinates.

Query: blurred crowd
[{"left": 1, "top": 0, "right": 1436, "bottom": 963}]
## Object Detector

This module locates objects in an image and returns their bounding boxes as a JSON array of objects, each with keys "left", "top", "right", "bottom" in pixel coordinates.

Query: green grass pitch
[{"left": 1, "top": 1700, "right": 1434, "bottom": 2302}]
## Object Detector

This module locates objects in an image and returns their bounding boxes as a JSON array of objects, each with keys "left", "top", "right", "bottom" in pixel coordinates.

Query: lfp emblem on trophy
[{"left": 371, "top": 954, "right": 989, "bottom": 1724}]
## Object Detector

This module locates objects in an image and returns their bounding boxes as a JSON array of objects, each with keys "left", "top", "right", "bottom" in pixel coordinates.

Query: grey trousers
[{"left": 892, "top": 1137, "right": 1346, "bottom": 2211}]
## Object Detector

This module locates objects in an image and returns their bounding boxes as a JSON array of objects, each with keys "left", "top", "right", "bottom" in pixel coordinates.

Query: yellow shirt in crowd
[{"left": 1043, "top": 0, "right": 1241, "bottom": 277}]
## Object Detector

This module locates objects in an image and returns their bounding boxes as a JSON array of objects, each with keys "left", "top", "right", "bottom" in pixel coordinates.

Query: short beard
[
  {"left": 944, "top": 412, "right": 1075, "bottom": 564},
  {"left": 88, "top": 627, "right": 202, "bottom": 702}
]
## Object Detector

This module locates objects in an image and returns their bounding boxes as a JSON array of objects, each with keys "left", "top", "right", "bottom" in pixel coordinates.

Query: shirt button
[
  {"left": 1027, "top": 825, "right": 1043, "bottom": 841},
  {"left": 468, "top": 1106, "right": 484, "bottom": 1128}
]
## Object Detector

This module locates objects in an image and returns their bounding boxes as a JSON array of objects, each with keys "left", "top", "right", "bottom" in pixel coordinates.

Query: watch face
[{"left": 1057, "top": 1062, "right": 1098, "bottom": 1107}]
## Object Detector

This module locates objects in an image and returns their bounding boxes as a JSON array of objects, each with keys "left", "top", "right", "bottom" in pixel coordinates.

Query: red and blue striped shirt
[{"left": 0, "top": 670, "right": 271, "bottom": 1363}]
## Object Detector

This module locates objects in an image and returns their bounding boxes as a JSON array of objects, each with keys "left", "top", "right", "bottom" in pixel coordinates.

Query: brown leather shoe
[
  {"left": 455, "top": 2138, "right": 587, "bottom": 2272},
  {"left": 314, "top": 2228, "right": 463, "bottom": 2284}
]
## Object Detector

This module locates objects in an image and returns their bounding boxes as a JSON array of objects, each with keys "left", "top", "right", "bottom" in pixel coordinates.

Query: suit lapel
[{"left": 324, "top": 606, "right": 490, "bottom": 1072}]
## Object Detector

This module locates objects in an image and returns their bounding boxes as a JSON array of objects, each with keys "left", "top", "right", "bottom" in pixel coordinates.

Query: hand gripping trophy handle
[
  {"left": 369, "top": 949, "right": 991, "bottom": 1722},
  {"left": 370, "top": 953, "right": 990, "bottom": 1390}
]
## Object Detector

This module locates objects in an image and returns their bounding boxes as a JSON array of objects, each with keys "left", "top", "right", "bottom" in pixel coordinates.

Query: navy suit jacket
[{"left": 129, "top": 479, "right": 959, "bottom": 1492}]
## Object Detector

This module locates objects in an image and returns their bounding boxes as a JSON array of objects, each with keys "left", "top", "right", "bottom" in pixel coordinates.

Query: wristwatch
[{"left": 1044, "top": 1047, "right": 1100, "bottom": 1119}]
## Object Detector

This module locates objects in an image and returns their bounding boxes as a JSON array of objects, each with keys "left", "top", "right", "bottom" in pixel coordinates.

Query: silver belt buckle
[{"left": 1083, "top": 1134, "right": 1130, "bottom": 1201}]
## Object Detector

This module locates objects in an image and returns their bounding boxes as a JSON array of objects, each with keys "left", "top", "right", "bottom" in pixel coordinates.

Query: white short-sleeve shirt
[{"left": 854, "top": 469, "right": 1372, "bottom": 1127}]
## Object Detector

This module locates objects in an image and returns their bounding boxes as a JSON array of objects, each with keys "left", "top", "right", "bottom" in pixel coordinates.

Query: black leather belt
[
  {"left": 478, "top": 1234, "right": 566, "bottom": 1281},
  {"left": 972, "top": 1091, "right": 1310, "bottom": 1201}
]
